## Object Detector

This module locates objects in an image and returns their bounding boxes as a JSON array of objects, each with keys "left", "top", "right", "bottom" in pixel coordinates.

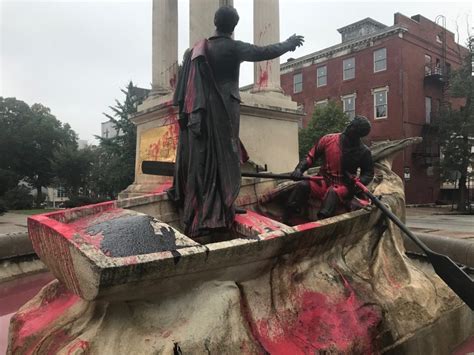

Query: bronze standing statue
[{"left": 168, "top": 5, "right": 304, "bottom": 236}]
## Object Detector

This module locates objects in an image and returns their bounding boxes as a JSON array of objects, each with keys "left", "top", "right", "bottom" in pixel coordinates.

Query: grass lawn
[{"left": 11, "top": 209, "right": 60, "bottom": 216}]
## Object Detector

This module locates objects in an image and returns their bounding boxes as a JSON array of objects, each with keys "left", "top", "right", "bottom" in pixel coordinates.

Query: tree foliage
[
  {"left": 92, "top": 81, "right": 145, "bottom": 198},
  {"left": 0, "top": 97, "right": 77, "bottom": 205},
  {"left": 52, "top": 145, "right": 94, "bottom": 197},
  {"left": 3, "top": 185, "right": 34, "bottom": 210},
  {"left": 298, "top": 101, "right": 350, "bottom": 159},
  {"left": 0, "top": 83, "right": 147, "bottom": 207},
  {"left": 438, "top": 44, "right": 474, "bottom": 211}
]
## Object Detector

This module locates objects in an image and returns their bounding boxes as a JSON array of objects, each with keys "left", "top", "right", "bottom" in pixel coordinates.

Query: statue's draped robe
[
  {"left": 168, "top": 40, "right": 242, "bottom": 236},
  {"left": 169, "top": 36, "right": 294, "bottom": 236}
]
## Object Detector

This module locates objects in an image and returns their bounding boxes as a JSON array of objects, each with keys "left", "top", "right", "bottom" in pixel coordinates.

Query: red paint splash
[
  {"left": 78, "top": 232, "right": 104, "bottom": 250},
  {"left": 163, "top": 106, "right": 178, "bottom": 126},
  {"left": 66, "top": 340, "right": 89, "bottom": 354},
  {"left": 256, "top": 67, "right": 268, "bottom": 89},
  {"left": 146, "top": 123, "right": 179, "bottom": 161},
  {"left": 234, "top": 210, "right": 286, "bottom": 236},
  {"left": 151, "top": 180, "right": 173, "bottom": 194},
  {"left": 293, "top": 221, "right": 321, "bottom": 232},
  {"left": 10, "top": 284, "right": 80, "bottom": 353},
  {"left": 247, "top": 284, "right": 381, "bottom": 354},
  {"left": 42, "top": 329, "right": 72, "bottom": 355},
  {"left": 256, "top": 61, "right": 271, "bottom": 90}
]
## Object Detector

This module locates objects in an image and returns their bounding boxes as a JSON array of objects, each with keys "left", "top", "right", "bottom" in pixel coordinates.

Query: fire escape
[{"left": 412, "top": 15, "right": 448, "bottom": 168}]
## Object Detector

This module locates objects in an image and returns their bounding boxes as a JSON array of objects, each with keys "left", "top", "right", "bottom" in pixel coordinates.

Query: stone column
[
  {"left": 189, "top": 0, "right": 233, "bottom": 47},
  {"left": 253, "top": 0, "right": 282, "bottom": 93},
  {"left": 152, "top": 0, "right": 178, "bottom": 96}
]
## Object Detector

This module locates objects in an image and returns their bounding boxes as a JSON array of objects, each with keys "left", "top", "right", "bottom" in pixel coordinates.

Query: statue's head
[
  {"left": 214, "top": 6, "right": 239, "bottom": 34},
  {"left": 344, "top": 115, "right": 371, "bottom": 139}
]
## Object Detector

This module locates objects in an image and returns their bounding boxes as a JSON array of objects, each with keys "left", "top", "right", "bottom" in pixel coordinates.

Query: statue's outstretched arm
[{"left": 235, "top": 34, "right": 304, "bottom": 62}]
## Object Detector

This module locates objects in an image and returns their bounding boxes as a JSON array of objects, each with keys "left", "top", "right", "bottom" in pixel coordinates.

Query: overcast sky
[{"left": 1, "top": 0, "right": 471, "bottom": 143}]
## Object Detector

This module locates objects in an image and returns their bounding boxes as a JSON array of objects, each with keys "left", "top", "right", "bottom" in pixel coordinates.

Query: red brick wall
[{"left": 280, "top": 13, "right": 468, "bottom": 204}]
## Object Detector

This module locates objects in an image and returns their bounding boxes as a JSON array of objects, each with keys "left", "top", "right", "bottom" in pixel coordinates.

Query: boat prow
[{"left": 28, "top": 189, "right": 380, "bottom": 301}]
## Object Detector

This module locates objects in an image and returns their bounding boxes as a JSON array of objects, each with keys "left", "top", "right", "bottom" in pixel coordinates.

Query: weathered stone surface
[{"left": 8, "top": 138, "right": 474, "bottom": 354}]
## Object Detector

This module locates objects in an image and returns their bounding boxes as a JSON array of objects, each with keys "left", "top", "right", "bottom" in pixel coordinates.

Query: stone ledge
[
  {"left": 0, "top": 232, "right": 34, "bottom": 260},
  {"left": 403, "top": 233, "right": 474, "bottom": 268},
  {"left": 0, "top": 256, "right": 48, "bottom": 284}
]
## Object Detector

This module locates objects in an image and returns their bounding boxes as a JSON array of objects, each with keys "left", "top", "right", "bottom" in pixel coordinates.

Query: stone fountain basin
[{"left": 27, "top": 192, "right": 380, "bottom": 301}]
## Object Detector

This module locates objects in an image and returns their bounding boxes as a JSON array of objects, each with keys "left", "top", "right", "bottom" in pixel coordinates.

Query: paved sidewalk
[
  {"left": 0, "top": 213, "right": 28, "bottom": 235},
  {"left": 406, "top": 207, "right": 474, "bottom": 240}
]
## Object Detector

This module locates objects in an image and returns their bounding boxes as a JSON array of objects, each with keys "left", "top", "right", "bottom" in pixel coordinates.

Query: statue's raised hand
[{"left": 286, "top": 34, "right": 304, "bottom": 51}]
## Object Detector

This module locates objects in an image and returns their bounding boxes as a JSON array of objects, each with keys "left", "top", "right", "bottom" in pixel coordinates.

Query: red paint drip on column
[
  {"left": 256, "top": 61, "right": 271, "bottom": 90},
  {"left": 256, "top": 68, "right": 268, "bottom": 89}
]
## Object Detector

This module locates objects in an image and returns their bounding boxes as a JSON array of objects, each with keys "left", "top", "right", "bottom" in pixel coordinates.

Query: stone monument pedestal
[
  {"left": 240, "top": 91, "right": 301, "bottom": 174},
  {"left": 119, "top": 90, "right": 302, "bottom": 199},
  {"left": 118, "top": 95, "right": 178, "bottom": 199}
]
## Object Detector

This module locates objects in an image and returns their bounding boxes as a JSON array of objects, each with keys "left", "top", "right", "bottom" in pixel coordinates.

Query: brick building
[{"left": 280, "top": 13, "right": 468, "bottom": 204}]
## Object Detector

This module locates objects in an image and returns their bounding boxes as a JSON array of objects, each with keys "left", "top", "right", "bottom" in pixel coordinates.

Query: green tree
[
  {"left": 298, "top": 101, "right": 350, "bottom": 159},
  {"left": 0, "top": 97, "right": 78, "bottom": 205},
  {"left": 0, "top": 98, "right": 33, "bottom": 178},
  {"left": 438, "top": 44, "right": 474, "bottom": 212},
  {"left": 94, "top": 81, "right": 146, "bottom": 198},
  {"left": 52, "top": 145, "right": 94, "bottom": 197}
]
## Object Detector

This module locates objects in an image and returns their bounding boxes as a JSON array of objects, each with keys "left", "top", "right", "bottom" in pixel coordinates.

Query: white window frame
[
  {"left": 373, "top": 48, "right": 387, "bottom": 73},
  {"left": 343, "top": 57, "right": 355, "bottom": 80},
  {"left": 424, "top": 54, "right": 432, "bottom": 75},
  {"left": 293, "top": 73, "right": 303, "bottom": 93},
  {"left": 316, "top": 66, "right": 327, "bottom": 87},
  {"left": 341, "top": 93, "right": 356, "bottom": 120},
  {"left": 314, "top": 99, "right": 328, "bottom": 109},
  {"left": 425, "top": 96, "right": 432, "bottom": 124},
  {"left": 372, "top": 86, "right": 389, "bottom": 119}
]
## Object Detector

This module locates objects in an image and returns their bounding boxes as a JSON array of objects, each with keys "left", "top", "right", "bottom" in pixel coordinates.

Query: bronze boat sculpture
[{"left": 8, "top": 138, "right": 473, "bottom": 354}]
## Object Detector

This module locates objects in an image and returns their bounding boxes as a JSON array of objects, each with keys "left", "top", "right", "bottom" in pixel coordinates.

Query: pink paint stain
[
  {"left": 256, "top": 61, "right": 272, "bottom": 90},
  {"left": 162, "top": 330, "right": 171, "bottom": 338},
  {"left": 0, "top": 273, "right": 54, "bottom": 355},
  {"left": 10, "top": 284, "right": 80, "bottom": 354},
  {"left": 256, "top": 67, "right": 268, "bottom": 89},
  {"left": 146, "top": 124, "right": 178, "bottom": 161},
  {"left": 234, "top": 210, "right": 284, "bottom": 235},
  {"left": 293, "top": 221, "right": 321, "bottom": 232},
  {"left": 43, "top": 329, "right": 73, "bottom": 355},
  {"left": 151, "top": 180, "right": 173, "bottom": 194},
  {"left": 247, "top": 278, "right": 381, "bottom": 354},
  {"left": 66, "top": 340, "right": 89, "bottom": 354},
  {"left": 123, "top": 255, "right": 139, "bottom": 265}
]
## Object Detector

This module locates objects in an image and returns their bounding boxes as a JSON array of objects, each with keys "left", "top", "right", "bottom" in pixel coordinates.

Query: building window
[
  {"left": 341, "top": 94, "right": 356, "bottom": 119},
  {"left": 316, "top": 66, "right": 327, "bottom": 87},
  {"left": 435, "top": 58, "right": 441, "bottom": 75},
  {"left": 57, "top": 186, "right": 67, "bottom": 198},
  {"left": 343, "top": 57, "right": 355, "bottom": 80},
  {"left": 374, "top": 48, "right": 386, "bottom": 72},
  {"left": 424, "top": 54, "right": 432, "bottom": 75},
  {"left": 314, "top": 99, "right": 328, "bottom": 109},
  {"left": 446, "top": 62, "right": 451, "bottom": 76},
  {"left": 425, "top": 97, "right": 432, "bottom": 124},
  {"left": 373, "top": 87, "right": 388, "bottom": 119},
  {"left": 293, "top": 73, "right": 303, "bottom": 93}
]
